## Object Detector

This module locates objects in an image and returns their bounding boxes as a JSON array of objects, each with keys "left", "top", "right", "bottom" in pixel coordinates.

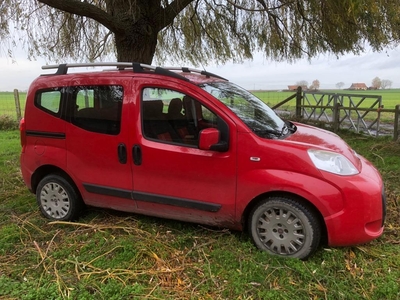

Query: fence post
[
  {"left": 296, "top": 86, "right": 302, "bottom": 118},
  {"left": 376, "top": 105, "right": 382, "bottom": 138},
  {"left": 332, "top": 102, "right": 341, "bottom": 133},
  {"left": 14, "top": 89, "right": 22, "bottom": 122},
  {"left": 394, "top": 104, "right": 400, "bottom": 142}
]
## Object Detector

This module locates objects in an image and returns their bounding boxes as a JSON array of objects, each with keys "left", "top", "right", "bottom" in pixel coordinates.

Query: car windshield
[{"left": 200, "top": 81, "right": 288, "bottom": 138}]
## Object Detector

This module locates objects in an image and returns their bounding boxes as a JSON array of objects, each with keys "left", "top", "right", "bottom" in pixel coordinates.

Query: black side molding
[
  {"left": 133, "top": 191, "right": 221, "bottom": 212},
  {"left": 26, "top": 130, "right": 66, "bottom": 139},
  {"left": 83, "top": 184, "right": 133, "bottom": 200},
  {"left": 83, "top": 183, "right": 221, "bottom": 212}
]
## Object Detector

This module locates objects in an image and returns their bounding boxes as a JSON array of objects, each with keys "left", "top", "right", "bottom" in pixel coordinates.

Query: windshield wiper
[
  {"left": 253, "top": 127, "right": 283, "bottom": 138},
  {"left": 255, "top": 123, "right": 292, "bottom": 139}
]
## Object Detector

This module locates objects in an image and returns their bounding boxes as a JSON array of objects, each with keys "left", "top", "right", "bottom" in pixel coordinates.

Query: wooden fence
[{"left": 272, "top": 87, "right": 400, "bottom": 141}]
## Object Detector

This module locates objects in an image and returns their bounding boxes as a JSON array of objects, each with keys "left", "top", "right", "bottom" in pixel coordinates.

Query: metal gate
[{"left": 302, "top": 92, "right": 383, "bottom": 136}]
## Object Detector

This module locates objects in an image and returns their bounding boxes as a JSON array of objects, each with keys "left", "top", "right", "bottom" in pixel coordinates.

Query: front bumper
[{"left": 323, "top": 156, "right": 385, "bottom": 246}]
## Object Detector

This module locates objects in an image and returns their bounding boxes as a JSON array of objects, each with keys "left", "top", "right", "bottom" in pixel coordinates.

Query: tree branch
[
  {"left": 158, "top": 0, "right": 195, "bottom": 30},
  {"left": 225, "top": 0, "right": 289, "bottom": 12},
  {"left": 255, "top": 0, "right": 268, "bottom": 10},
  {"left": 37, "top": 0, "right": 123, "bottom": 33}
]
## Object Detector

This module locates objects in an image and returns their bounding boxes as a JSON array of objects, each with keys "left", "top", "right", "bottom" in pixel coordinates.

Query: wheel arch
[
  {"left": 241, "top": 191, "right": 328, "bottom": 246},
  {"left": 31, "top": 165, "right": 80, "bottom": 197}
]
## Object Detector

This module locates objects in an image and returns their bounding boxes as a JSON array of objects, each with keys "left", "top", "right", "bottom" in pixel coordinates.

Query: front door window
[{"left": 141, "top": 87, "right": 225, "bottom": 147}]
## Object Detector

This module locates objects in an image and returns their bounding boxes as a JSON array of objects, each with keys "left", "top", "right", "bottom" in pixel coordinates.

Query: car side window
[
  {"left": 34, "top": 89, "right": 62, "bottom": 115},
  {"left": 141, "top": 87, "right": 225, "bottom": 147},
  {"left": 71, "top": 86, "right": 123, "bottom": 135}
]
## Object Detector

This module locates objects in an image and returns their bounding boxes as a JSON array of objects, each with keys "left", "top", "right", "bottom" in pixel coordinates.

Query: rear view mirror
[{"left": 198, "top": 128, "right": 228, "bottom": 152}]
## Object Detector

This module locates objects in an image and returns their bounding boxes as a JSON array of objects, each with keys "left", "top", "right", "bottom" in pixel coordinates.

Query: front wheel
[
  {"left": 248, "top": 197, "right": 321, "bottom": 259},
  {"left": 36, "top": 174, "right": 84, "bottom": 221}
]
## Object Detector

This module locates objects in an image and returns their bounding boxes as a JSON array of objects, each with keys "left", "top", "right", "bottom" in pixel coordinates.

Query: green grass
[
  {"left": 0, "top": 91, "right": 26, "bottom": 119},
  {"left": 1, "top": 129, "right": 399, "bottom": 299}
]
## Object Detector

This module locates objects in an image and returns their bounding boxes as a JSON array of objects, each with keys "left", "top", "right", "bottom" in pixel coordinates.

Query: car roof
[{"left": 40, "top": 62, "right": 228, "bottom": 85}]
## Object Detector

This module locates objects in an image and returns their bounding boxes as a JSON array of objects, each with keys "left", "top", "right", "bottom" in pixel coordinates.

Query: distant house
[
  {"left": 287, "top": 85, "right": 307, "bottom": 91},
  {"left": 348, "top": 83, "right": 368, "bottom": 90}
]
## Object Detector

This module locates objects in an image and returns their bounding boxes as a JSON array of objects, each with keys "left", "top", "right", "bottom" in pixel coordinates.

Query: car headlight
[{"left": 307, "top": 149, "right": 359, "bottom": 175}]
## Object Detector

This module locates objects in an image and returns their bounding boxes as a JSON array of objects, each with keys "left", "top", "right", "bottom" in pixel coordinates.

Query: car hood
[{"left": 285, "top": 122, "right": 361, "bottom": 168}]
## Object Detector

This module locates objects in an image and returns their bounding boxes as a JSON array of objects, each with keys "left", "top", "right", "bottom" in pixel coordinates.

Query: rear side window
[
  {"left": 34, "top": 89, "right": 62, "bottom": 115},
  {"left": 71, "top": 86, "right": 123, "bottom": 135}
]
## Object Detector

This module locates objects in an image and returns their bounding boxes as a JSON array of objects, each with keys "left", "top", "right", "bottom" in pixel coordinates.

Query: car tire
[
  {"left": 248, "top": 197, "right": 321, "bottom": 259},
  {"left": 36, "top": 174, "right": 83, "bottom": 221}
]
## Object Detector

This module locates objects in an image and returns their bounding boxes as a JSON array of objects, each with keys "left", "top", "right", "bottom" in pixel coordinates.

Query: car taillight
[{"left": 20, "top": 118, "right": 26, "bottom": 153}]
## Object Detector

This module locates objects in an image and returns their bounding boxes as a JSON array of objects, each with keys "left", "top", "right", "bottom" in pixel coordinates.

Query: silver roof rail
[
  {"left": 42, "top": 62, "right": 154, "bottom": 73},
  {"left": 41, "top": 62, "right": 226, "bottom": 81},
  {"left": 41, "top": 62, "right": 189, "bottom": 81},
  {"left": 164, "top": 67, "right": 227, "bottom": 81}
]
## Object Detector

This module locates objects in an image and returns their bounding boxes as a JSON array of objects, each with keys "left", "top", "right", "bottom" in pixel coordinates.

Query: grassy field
[
  {"left": 0, "top": 129, "right": 399, "bottom": 299},
  {"left": 1, "top": 89, "right": 400, "bottom": 121},
  {"left": 0, "top": 92, "right": 27, "bottom": 119}
]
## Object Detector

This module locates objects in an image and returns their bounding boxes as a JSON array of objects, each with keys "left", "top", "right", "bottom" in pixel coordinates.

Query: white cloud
[
  {"left": 1, "top": 48, "right": 399, "bottom": 91},
  {"left": 207, "top": 48, "right": 400, "bottom": 90},
  {"left": 0, "top": 57, "right": 44, "bottom": 91}
]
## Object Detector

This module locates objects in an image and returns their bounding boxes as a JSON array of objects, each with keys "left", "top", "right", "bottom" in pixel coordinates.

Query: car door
[
  {"left": 129, "top": 80, "right": 238, "bottom": 226},
  {"left": 65, "top": 76, "right": 137, "bottom": 211}
]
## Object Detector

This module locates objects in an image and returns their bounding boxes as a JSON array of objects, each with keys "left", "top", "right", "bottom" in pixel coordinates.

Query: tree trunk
[
  {"left": 114, "top": 28, "right": 158, "bottom": 64},
  {"left": 109, "top": 0, "right": 160, "bottom": 64}
]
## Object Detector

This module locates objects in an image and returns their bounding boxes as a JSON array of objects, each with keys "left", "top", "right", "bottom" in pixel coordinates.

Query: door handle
[
  {"left": 117, "top": 143, "right": 127, "bottom": 164},
  {"left": 133, "top": 144, "right": 142, "bottom": 166}
]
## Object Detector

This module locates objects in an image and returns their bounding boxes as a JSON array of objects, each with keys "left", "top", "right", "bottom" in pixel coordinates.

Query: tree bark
[{"left": 114, "top": 27, "right": 158, "bottom": 63}]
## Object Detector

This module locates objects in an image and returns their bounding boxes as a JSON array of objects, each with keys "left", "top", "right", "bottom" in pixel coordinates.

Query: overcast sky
[{"left": 1, "top": 47, "right": 399, "bottom": 91}]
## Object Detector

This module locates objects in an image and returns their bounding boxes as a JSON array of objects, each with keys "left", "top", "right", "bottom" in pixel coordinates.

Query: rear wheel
[
  {"left": 36, "top": 174, "right": 83, "bottom": 221},
  {"left": 248, "top": 197, "right": 321, "bottom": 259}
]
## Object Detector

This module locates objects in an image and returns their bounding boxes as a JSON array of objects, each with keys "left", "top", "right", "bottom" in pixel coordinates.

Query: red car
[{"left": 20, "top": 63, "right": 386, "bottom": 259}]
